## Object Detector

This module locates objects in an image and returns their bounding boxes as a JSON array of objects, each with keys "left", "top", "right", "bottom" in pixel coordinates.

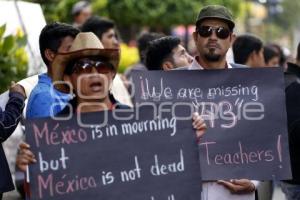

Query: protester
[
  {"left": 81, "top": 16, "right": 133, "bottom": 106},
  {"left": 0, "top": 83, "right": 26, "bottom": 200},
  {"left": 280, "top": 42, "right": 300, "bottom": 200},
  {"left": 263, "top": 45, "right": 280, "bottom": 67},
  {"left": 286, "top": 42, "right": 300, "bottom": 77},
  {"left": 71, "top": 0, "right": 92, "bottom": 28},
  {"left": 145, "top": 36, "right": 193, "bottom": 70},
  {"left": 16, "top": 23, "right": 79, "bottom": 185},
  {"left": 53, "top": 32, "right": 126, "bottom": 114},
  {"left": 232, "top": 34, "right": 265, "bottom": 68},
  {"left": 124, "top": 32, "right": 164, "bottom": 78},
  {"left": 81, "top": 16, "right": 119, "bottom": 49},
  {"left": 268, "top": 43, "right": 287, "bottom": 68},
  {"left": 189, "top": 5, "right": 257, "bottom": 199},
  {"left": 292, "top": 42, "right": 300, "bottom": 67},
  {"left": 13, "top": 23, "right": 79, "bottom": 198},
  {"left": 26, "top": 22, "right": 80, "bottom": 119},
  {"left": 19, "top": 18, "right": 128, "bottom": 177}
]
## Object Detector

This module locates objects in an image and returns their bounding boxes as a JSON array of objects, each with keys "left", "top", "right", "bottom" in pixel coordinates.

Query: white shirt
[{"left": 188, "top": 56, "right": 233, "bottom": 70}]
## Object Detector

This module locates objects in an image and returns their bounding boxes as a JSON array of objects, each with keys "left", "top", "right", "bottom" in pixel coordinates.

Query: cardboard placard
[
  {"left": 26, "top": 107, "right": 202, "bottom": 199},
  {"left": 132, "top": 67, "right": 292, "bottom": 180}
]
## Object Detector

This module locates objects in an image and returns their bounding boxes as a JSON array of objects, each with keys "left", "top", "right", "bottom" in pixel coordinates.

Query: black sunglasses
[
  {"left": 197, "top": 26, "right": 231, "bottom": 39},
  {"left": 66, "top": 58, "right": 114, "bottom": 75}
]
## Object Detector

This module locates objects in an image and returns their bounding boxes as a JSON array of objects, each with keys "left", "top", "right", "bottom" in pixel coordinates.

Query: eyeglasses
[
  {"left": 197, "top": 26, "right": 231, "bottom": 39},
  {"left": 66, "top": 58, "right": 114, "bottom": 75}
]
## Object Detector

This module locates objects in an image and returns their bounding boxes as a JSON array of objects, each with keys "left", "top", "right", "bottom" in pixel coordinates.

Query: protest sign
[
  {"left": 132, "top": 67, "right": 292, "bottom": 180},
  {"left": 26, "top": 107, "right": 202, "bottom": 199}
]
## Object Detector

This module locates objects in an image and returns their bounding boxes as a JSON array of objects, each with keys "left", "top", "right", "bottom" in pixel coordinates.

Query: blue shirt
[{"left": 26, "top": 73, "right": 71, "bottom": 119}]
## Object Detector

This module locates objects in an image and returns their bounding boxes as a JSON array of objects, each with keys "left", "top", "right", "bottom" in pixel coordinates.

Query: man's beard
[
  {"left": 204, "top": 52, "right": 221, "bottom": 62},
  {"left": 203, "top": 47, "right": 222, "bottom": 62}
]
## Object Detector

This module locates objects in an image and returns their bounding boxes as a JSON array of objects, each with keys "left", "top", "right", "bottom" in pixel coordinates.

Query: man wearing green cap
[
  {"left": 189, "top": 5, "right": 258, "bottom": 200},
  {"left": 190, "top": 5, "right": 240, "bottom": 70}
]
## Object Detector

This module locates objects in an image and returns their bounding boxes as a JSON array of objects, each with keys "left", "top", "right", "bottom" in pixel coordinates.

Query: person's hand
[
  {"left": 10, "top": 81, "right": 26, "bottom": 99},
  {"left": 16, "top": 142, "right": 36, "bottom": 172},
  {"left": 217, "top": 179, "right": 256, "bottom": 194},
  {"left": 192, "top": 112, "right": 207, "bottom": 143}
]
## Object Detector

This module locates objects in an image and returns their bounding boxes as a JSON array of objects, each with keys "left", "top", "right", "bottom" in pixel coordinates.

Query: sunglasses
[
  {"left": 197, "top": 26, "right": 231, "bottom": 39},
  {"left": 66, "top": 58, "right": 114, "bottom": 75}
]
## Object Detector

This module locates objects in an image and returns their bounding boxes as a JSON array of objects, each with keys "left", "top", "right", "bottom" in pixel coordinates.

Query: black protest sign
[
  {"left": 131, "top": 67, "right": 292, "bottom": 181},
  {"left": 25, "top": 107, "right": 202, "bottom": 200}
]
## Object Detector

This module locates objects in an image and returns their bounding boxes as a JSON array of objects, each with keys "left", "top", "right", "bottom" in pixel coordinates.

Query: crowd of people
[{"left": 0, "top": 1, "right": 300, "bottom": 200}]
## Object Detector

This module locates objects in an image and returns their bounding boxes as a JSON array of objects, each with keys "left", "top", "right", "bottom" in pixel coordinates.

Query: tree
[
  {"left": 104, "top": 0, "right": 243, "bottom": 42},
  {"left": 24, "top": 0, "right": 108, "bottom": 23},
  {"left": 0, "top": 25, "right": 28, "bottom": 93},
  {"left": 272, "top": 0, "right": 300, "bottom": 30},
  {"left": 24, "top": 0, "right": 242, "bottom": 27},
  {"left": 106, "top": 0, "right": 242, "bottom": 28}
]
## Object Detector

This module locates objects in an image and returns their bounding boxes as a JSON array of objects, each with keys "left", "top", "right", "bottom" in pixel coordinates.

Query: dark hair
[
  {"left": 263, "top": 45, "right": 279, "bottom": 64},
  {"left": 137, "top": 32, "right": 164, "bottom": 64},
  {"left": 39, "top": 22, "right": 79, "bottom": 66},
  {"left": 267, "top": 43, "right": 285, "bottom": 66},
  {"left": 145, "top": 36, "right": 181, "bottom": 70},
  {"left": 232, "top": 34, "right": 263, "bottom": 65},
  {"left": 296, "top": 42, "right": 300, "bottom": 62},
  {"left": 81, "top": 16, "right": 115, "bottom": 39}
]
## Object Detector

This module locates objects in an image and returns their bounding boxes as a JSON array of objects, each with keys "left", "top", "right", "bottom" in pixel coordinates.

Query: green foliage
[
  {"left": 92, "top": 0, "right": 108, "bottom": 16},
  {"left": 0, "top": 25, "right": 28, "bottom": 93},
  {"left": 272, "top": 0, "right": 300, "bottom": 30},
  {"left": 56, "top": 0, "right": 80, "bottom": 23},
  {"left": 107, "top": 0, "right": 200, "bottom": 27},
  {"left": 24, "top": 0, "right": 108, "bottom": 23},
  {"left": 106, "top": 0, "right": 242, "bottom": 28},
  {"left": 23, "top": 0, "right": 242, "bottom": 27}
]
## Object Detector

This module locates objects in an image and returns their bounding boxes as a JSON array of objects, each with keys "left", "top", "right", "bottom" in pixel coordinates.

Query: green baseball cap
[{"left": 196, "top": 5, "right": 235, "bottom": 30}]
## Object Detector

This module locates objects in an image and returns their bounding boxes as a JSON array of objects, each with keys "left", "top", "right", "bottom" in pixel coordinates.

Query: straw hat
[{"left": 52, "top": 32, "right": 120, "bottom": 83}]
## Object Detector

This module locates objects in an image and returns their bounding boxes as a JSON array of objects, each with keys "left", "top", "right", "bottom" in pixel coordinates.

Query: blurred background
[{"left": 1, "top": 0, "right": 300, "bottom": 92}]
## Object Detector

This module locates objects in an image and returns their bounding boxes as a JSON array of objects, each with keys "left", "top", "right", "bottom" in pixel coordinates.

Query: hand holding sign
[
  {"left": 192, "top": 112, "right": 207, "bottom": 141},
  {"left": 217, "top": 179, "right": 256, "bottom": 194},
  {"left": 16, "top": 142, "right": 36, "bottom": 172}
]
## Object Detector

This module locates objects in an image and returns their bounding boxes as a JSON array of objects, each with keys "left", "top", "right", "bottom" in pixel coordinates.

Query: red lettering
[
  {"left": 265, "top": 150, "right": 274, "bottom": 162},
  {"left": 199, "top": 141, "right": 216, "bottom": 165},
  {"left": 80, "top": 177, "right": 89, "bottom": 190},
  {"left": 50, "top": 131, "right": 60, "bottom": 145},
  {"left": 66, "top": 179, "right": 75, "bottom": 193},
  {"left": 38, "top": 174, "right": 53, "bottom": 199},
  {"left": 224, "top": 153, "right": 233, "bottom": 164},
  {"left": 215, "top": 154, "right": 223, "bottom": 165},
  {"left": 239, "top": 142, "right": 249, "bottom": 164},
  {"left": 249, "top": 152, "right": 258, "bottom": 163},
  {"left": 257, "top": 150, "right": 265, "bottom": 161},
  {"left": 33, "top": 122, "right": 49, "bottom": 147},
  {"left": 36, "top": 174, "right": 97, "bottom": 198},
  {"left": 233, "top": 153, "right": 240, "bottom": 164},
  {"left": 55, "top": 181, "right": 65, "bottom": 195},
  {"left": 78, "top": 129, "right": 88, "bottom": 142}
]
